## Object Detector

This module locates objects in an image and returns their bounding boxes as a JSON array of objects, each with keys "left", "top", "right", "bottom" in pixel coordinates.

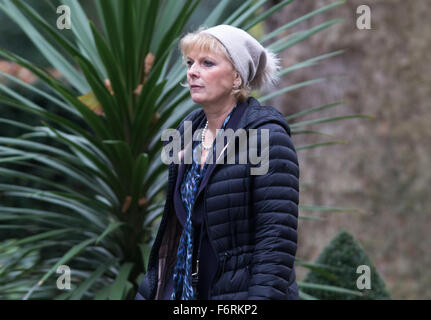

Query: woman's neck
[{"left": 203, "top": 100, "right": 237, "bottom": 135}]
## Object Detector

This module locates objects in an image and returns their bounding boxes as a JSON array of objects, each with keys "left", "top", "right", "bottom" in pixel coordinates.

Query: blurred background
[
  {"left": 264, "top": 0, "right": 431, "bottom": 299},
  {"left": 0, "top": 0, "right": 429, "bottom": 299}
]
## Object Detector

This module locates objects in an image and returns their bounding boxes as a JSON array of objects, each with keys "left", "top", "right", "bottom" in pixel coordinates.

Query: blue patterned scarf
[{"left": 171, "top": 106, "right": 235, "bottom": 300}]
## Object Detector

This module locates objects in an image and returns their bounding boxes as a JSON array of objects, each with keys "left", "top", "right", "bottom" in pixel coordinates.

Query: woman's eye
[
  {"left": 186, "top": 60, "right": 193, "bottom": 68},
  {"left": 204, "top": 60, "right": 214, "bottom": 67}
]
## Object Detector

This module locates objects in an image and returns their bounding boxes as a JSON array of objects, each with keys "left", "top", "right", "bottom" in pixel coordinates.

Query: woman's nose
[{"left": 188, "top": 63, "right": 200, "bottom": 77}]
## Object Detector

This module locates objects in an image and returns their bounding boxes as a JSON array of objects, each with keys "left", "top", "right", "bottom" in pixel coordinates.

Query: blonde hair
[{"left": 179, "top": 27, "right": 249, "bottom": 102}]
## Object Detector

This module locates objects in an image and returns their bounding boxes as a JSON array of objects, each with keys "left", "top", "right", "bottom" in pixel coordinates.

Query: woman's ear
[{"left": 234, "top": 72, "right": 242, "bottom": 88}]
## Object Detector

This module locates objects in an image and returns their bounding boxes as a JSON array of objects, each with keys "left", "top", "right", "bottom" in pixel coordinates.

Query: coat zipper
[{"left": 203, "top": 184, "right": 221, "bottom": 299}]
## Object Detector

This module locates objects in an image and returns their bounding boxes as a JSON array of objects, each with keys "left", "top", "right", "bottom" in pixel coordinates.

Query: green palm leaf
[{"left": 0, "top": 0, "right": 365, "bottom": 300}]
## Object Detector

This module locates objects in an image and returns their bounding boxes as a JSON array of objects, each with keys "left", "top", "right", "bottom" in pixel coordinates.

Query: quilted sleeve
[
  {"left": 247, "top": 122, "right": 300, "bottom": 300},
  {"left": 135, "top": 275, "right": 149, "bottom": 300}
]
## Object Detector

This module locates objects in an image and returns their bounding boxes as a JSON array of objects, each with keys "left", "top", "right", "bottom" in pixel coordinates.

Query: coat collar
[
  {"left": 173, "top": 96, "right": 291, "bottom": 172},
  {"left": 170, "top": 96, "right": 292, "bottom": 226},
  {"left": 173, "top": 98, "right": 249, "bottom": 226}
]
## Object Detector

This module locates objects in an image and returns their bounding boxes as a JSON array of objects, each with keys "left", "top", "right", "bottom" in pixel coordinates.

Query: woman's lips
[{"left": 190, "top": 85, "right": 203, "bottom": 89}]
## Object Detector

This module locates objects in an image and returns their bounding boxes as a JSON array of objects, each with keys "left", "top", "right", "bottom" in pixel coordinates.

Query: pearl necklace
[
  {"left": 201, "top": 120, "right": 212, "bottom": 150},
  {"left": 201, "top": 105, "right": 236, "bottom": 151}
]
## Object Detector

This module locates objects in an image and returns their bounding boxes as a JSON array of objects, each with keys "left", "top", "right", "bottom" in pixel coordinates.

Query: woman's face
[{"left": 186, "top": 48, "right": 238, "bottom": 107}]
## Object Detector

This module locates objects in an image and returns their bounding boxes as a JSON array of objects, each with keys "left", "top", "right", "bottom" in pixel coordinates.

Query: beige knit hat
[{"left": 200, "top": 24, "right": 281, "bottom": 91}]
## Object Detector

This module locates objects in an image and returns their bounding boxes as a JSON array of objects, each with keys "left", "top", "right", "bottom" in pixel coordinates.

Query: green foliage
[
  {"left": 0, "top": 0, "right": 360, "bottom": 299},
  {"left": 301, "top": 230, "right": 391, "bottom": 300}
]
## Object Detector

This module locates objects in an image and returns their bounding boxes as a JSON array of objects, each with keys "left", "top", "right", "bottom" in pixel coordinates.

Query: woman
[{"left": 136, "top": 25, "right": 300, "bottom": 300}]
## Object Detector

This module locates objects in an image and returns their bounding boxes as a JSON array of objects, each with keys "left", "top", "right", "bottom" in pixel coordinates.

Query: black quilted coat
[{"left": 135, "top": 97, "right": 300, "bottom": 300}]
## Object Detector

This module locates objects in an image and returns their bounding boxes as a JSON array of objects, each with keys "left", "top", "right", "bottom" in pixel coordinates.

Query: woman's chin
[{"left": 190, "top": 95, "right": 205, "bottom": 104}]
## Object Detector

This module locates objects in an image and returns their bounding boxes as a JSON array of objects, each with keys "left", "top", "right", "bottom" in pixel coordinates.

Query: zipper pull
[{"left": 192, "top": 259, "right": 199, "bottom": 287}]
